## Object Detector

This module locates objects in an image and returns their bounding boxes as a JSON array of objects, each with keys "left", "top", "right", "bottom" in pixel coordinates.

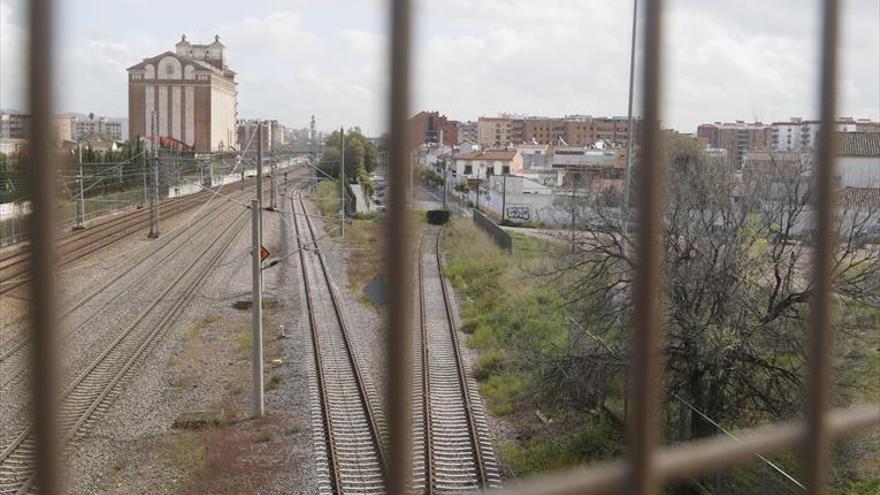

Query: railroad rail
[
  {"left": 416, "top": 226, "right": 501, "bottom": 493},
  {"left": 290, "top": 188, "right": 387, "bottom": 495},
  {"left": 0, "top": 182, "right": 262, "bottom": 391},
  {"left": 0, "top": 205, "right": 249, "bottom": 495},
  {"left": 0, "top": 175, "right": 263, "bottom": 298}
]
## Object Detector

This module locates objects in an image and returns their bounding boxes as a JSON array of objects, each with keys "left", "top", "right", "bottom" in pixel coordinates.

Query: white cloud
[{"left": 0, "top": 0, "right": 876, "bottom": 134}]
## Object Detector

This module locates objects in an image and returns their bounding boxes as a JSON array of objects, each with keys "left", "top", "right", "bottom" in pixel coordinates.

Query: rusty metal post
[
  {"left": 386, "top": 0, "right": 414, "bottom": 493},
  {"left": 805, "top": 0, "right": 840, "bottom": 493},
  {"left": 27, "top": 0, "right": 61, "bottom": 493},
  {"left": 627, "top": 1, "right": 665, "bottom": 494}
]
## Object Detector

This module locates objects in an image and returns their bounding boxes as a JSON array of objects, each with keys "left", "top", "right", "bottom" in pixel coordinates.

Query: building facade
[
  {"left": 237, "top": 119, "right": 283, "bottom": 151},
  {"left": 770, "top": 117, "right": 860, "bottom": 152},
  {"left": 0, "top": 113, "right": 29, "bottom": 139},
  {"left": 697, "top": 121, "right": 772, "bottom": 170},
  {"left": 835, "top": 131, "right": 880, "bottom": 188},
  {"left": 453, "top": 149, "right": 523, "bottom": 181},
  {"left": 73, "top": 115, "right": 124, "bottom": 141},
  {"left": 408, "top": 111, "right": 457, "bottom": 150},
  {"left": 457, "top": 121, "right": 478, "bottom": 144},
  {"left": 477, "top": 116, "right": 513, "bottom": 148},
  {"left": 127, "top": 35, "right": 238, "bottom": 153}
]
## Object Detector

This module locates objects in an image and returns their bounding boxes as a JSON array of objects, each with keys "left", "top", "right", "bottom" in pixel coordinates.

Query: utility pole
[
  {"left": 501, "top": 174, "right": 507, "bottom": 224},
  {"left": 443, "top": 159, "right": 449, "bottom": 210},
  {"left": 75, "top": 141, "right": 85, "bottom": 230},
  {"left": 142, "top": 146, "right": 148, "bottom": 208},
  {"left": 570, "top": 171, "right": 576, "bottom": 254},
  {"left": 340, "top": 125, "right": 345, "bottom": 238},
  {"left": 257, "top": 123, "right": 264, "bottom": 210},
  {"left": 250, "top": 199, "right": 264, "bottom": 418},
  {"left": 270, "top": 122, "right": 278, "bottom": 209},
  {"left": 148, "top": 112, "right": 160, "bottom": 239}
]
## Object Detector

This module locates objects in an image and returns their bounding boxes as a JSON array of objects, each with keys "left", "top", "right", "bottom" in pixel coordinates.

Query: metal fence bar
[
  {"left": 805, "top": 0, "right": 840, "bottom": 493},
  {"left": 386, "top": 0, "right": 414, "bottom": 494},
  {"left": 628, "top": 0, "right": 665, "bottom": 494},
  {"left": 496, "top": 404, "right": 879, "bottom": 495},
  {"left": 26, "top": 0, "right": 61, "bottom": 494}
]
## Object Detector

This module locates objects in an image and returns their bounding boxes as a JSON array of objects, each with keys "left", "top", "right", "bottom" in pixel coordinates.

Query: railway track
[
  {"left": 415, "top": 226, "right": 501, "bottom": 493},
  {"left": 0, "top": 183, "right": 260, "bottom": 391},
  {"left": 0, "top": 205, "right": 250, "bottom": 494},
  {"left": 290, "top": 189, "right": 388, "bottom": 495},
  {"left": 0, "top": 176, "right": 261, "bottom": 298}
]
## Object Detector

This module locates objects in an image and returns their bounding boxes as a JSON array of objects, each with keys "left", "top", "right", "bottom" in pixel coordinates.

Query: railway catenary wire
[
  {"left": 416, "top": 226, "right": 501, "bottom": 493},
  {"left": 0, "top": 181, "right": 264, "bottom": 392},
  {"left": 290, "top": 187, "right": 388, "bottom": 495},
  {"left": 0, "top": 180, "right": 257, "bottom": 297},
  {"left": 0, "top": 172, "right": 274, "bottom": 354},
  {"left": 0, "top": 204, "right": 250, "bottom": 495}
]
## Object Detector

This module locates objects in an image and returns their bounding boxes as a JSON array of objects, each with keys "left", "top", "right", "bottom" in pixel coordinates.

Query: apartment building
[
  {"left": 0, "top": 113, "right": 29, "bottom": 139},
  {"left": 697, "top": 121, "right": 772, "bottom": 170},
  {"left": 237, "top": 119, "right": 283, "bottom": 151},
  {"left": 770, "top": 117, "right": 860, "bottom": 152},
  {"left": 478, "top": 114, "right": 636, "bottom": 148},
  {"left": 477, "top": 116, "right": 513, "bottom": 148},
  {"left": 408, "top": 111, "right": 457, "bottom": 150},
  {"left": 73, "top": 114, "right": 125, "bottom": 141},
  {"left": 457, "top": 120, "right": 478, "bottom": 144}
]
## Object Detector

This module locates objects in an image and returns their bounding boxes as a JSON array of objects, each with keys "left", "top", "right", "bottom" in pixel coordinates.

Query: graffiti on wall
[{"left": 505, "top": 205, "right": 531, "bottom": 223}]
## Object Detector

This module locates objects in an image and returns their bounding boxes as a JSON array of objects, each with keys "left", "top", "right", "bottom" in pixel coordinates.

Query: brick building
[
  {"left": 127, "top": 35, "right": 238, "bottom": 152},
  {"left": 477, "top": 116, "right": 513, "bottom": 148},
  {"left": 697, "top": 121, "right": 772, "bottom": 170},
  {"left": 408, "top": 111, "right": 457, "bottom": 150},
  {"left": 480, "top": 114, "right": 637, "bottom": 148}
]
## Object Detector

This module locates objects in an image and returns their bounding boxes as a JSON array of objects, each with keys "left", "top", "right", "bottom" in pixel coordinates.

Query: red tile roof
[
  {"left": 834, "top": 131, "right": 880, "bottom": 157},
  {"left": 455, "top": 150, "right": 517, "bottom": 161}
]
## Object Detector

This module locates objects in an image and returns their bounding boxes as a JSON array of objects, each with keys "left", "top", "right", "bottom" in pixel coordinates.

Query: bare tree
[{"left": 545, "top": 136, "right": 880, "bottom": 444}]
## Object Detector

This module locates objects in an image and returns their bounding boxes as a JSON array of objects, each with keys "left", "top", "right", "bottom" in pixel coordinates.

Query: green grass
[
  {"left": 264, "top": 374, "right": 282, "bottom": 392},
  {"left": 256, "top": 430, "right": 274, "bottom": 443},
  {"left": 310, "top": 181, "right": 342, "bottom": 234},
  {"left": 443, "top": 218, "right": 620, "bottom": 474}
]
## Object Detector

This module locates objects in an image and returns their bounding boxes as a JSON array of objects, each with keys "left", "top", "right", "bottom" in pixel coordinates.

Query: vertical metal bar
[
  {"left": 341, "top": 125, "right": 345, "bottom": 238},
  {"left": 27, "top": 0, "right": 61, "bottom": 493},
  {"left": 257, "top": 123, "right": 264, "bottom": 210},
  {"left": 628, "top": 1, "right": 665, "bottom": 494},
  {"left": 387, "top": 0, "right": 413, "bottom": 493},
  {"left": 251, "top": 199, "right": 264, "bottom": 418},
  {"left": 805, "top": 0, "right": 840, "bottom": 493}
]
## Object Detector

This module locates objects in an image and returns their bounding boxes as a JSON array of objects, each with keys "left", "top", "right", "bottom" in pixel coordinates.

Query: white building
[
  {"left": 771, "top": 117, "right": 858, "bottom": 152},
  {"left": 453, "top": 149, "right": 523, "bottom": 182},
  {"left": 73, "top": 115, "right": 125, "bottom": 141},
  {"left": 836, "top": 132, "right": 880, "bottom": 188}
]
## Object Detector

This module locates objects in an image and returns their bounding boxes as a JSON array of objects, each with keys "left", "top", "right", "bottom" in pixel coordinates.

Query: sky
[{"left": 0, "top": 0, "right": 878, "bottom": 135}]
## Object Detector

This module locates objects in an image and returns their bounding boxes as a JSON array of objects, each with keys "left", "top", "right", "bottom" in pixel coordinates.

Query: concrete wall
[{"left": 839, "top": 156, "right": 880, "bottom": 188}]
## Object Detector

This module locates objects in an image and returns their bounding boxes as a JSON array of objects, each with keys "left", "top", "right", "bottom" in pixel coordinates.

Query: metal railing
[{"left": 20, "top": 0, "right": 880, "bottom": 494}]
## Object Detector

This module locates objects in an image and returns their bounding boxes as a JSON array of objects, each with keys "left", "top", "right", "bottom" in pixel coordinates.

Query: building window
[{"left": 464, "top": 164, "right": 472, "bottom": 175}]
